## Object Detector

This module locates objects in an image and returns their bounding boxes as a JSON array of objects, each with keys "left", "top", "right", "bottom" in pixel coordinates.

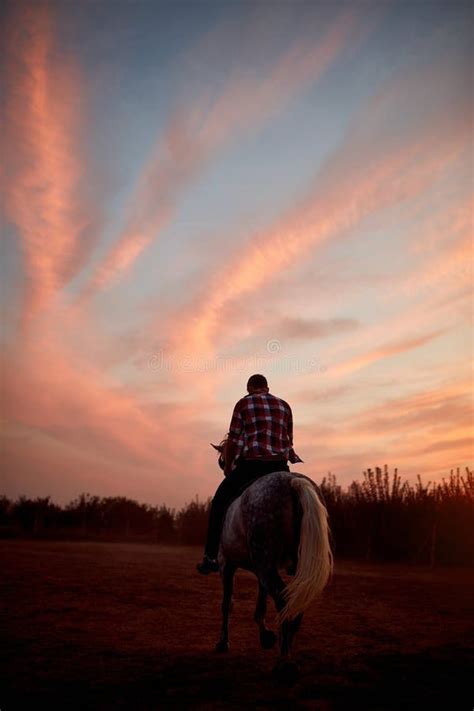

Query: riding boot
[{"left": 197, "top": 476, "right": 235, "bottom": 574}]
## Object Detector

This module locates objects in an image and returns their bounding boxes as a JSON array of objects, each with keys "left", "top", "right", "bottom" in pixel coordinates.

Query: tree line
[{"left": 1, "top": 466, "right": 472, "bottom": 566}]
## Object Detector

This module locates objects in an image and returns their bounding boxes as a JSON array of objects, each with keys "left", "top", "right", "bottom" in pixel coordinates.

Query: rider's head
[{"left": 247, "top": 374, "right": 269, "bottom": 394}]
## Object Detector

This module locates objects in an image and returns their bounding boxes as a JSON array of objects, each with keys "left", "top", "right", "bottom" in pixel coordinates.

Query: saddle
[{"left": 227, "top": 466, "right": 291, "bottom": 508}]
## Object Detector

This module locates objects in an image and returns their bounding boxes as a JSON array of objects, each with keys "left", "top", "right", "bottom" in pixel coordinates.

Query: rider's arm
[
  {"left": 287, "top": 405, "right": 294, "bottom": 446},
  {"left": 224, "top": 438, "right": 240, "bottom": 477},
  {"left": 225, "top": 402, "right": 243, "bottom": 477}
]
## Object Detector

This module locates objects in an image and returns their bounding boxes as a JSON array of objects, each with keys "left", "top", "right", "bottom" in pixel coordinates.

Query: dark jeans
[{"left": 204, "top": 458, "right": 290, "bottom": 559}]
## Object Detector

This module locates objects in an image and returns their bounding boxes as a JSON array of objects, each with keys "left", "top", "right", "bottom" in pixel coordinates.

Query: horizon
[
  {"left": 1, "top": 0, "right": 473, "bottom": 509},
  {"left": 3, "top": 464, "right": 472, "bottom": 511}
]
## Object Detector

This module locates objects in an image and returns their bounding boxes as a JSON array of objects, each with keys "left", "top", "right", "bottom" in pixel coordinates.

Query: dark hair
[{"left": 247, "top": 374, "right": 268, "bottom": 390}]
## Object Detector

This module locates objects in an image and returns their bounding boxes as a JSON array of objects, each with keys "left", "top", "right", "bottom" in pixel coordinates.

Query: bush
[{"left": 1, "top": 467, "right": 472, "bottom": 566}]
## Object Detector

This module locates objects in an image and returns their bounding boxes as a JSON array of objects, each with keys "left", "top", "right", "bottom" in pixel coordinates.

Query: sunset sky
[{"left": 1, "top": 0, "right": 473, "bottom": 509}]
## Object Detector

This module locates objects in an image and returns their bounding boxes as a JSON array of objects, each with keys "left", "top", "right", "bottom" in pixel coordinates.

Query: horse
[{"left": 210, "top": 441, "right": 333, "bottom": 683}]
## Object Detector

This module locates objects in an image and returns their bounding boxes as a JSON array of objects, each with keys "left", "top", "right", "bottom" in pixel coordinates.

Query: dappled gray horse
[{"left": 213, "top": 447, "right": 333, "bottom": 681}]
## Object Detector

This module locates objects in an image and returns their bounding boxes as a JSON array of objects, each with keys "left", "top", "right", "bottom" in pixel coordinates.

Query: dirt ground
[{"left": 1, "top": 541, "right": 473, "bottom": 710}]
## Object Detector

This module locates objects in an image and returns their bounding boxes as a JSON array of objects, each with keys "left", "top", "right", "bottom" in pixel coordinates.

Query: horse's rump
[{"left": 220, "top": 471, "right": 305, "bottom": 569}]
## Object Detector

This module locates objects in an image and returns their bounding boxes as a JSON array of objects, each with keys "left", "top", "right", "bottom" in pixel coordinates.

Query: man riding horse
[{"left": 197, "top": 373, "right": 302, "bottom": 574}]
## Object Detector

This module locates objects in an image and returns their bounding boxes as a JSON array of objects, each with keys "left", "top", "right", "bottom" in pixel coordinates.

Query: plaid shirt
[{"left": 227, "top": 389, "right": 293, "bottom": 460}]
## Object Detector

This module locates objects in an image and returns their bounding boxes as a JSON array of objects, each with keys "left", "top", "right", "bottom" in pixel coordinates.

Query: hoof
[
  {"left": 272, "top": 659, "right": 299, "bottom": 687},
  {"left": 215, "top": 640, "right": 229, "bottom": 653},
  {"left": 260, "top": 629, "right": 277, "bottom": 650}
]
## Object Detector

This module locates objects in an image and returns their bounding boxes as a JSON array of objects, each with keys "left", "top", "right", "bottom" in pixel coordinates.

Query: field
[{"left": 1, "top": 541, "right": 473, "bottom": 710}]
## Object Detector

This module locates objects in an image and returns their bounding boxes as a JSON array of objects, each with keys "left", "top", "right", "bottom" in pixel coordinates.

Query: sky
[{"left": 1, "top": 0, "right": 473, "bottom": 509}]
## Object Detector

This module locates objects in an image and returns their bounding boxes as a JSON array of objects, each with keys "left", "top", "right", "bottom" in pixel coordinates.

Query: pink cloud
[
  {"left": 77, "top": 7, "right": 361, "bottom": 299},
  {"left": 1, "top": 320, "right": 199, "bottom": 498},
  {"left": 328, "top": 329, "right": 446, "bottom": 378},
  {"left": 166, "top": 102, "right": 469, "bottom": 357},
  {"left": 2, "top": 4, "right": 93, "bottom": 329},
  {"left": 293, "top": 376, "right": 473, "bottom": 487}
]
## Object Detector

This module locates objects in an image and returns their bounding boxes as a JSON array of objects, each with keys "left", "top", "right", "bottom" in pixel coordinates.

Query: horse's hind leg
[
  {"left": 260, "top": 568, "right": 300, "bottom": 685},
  {"left": 259, "top": 570, "right": 291, "bottom": 655},
  {"left": 254, "top": 582, "right": 277, "bottom": 649},
  {"left": 216, "top": 562, "right": 235, "bottom": 653},
  {"left": 290, "top": 612, "right": 303, "bottom": 639}
]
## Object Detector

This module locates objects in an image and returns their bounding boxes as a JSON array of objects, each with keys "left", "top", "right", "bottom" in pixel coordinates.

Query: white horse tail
[{"left": 278, "top": 476, "right": 334, "bottom": 624}]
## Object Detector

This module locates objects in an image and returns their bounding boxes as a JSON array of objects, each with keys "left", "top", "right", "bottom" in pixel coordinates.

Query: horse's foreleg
[
  {"left": 254, "top": 582, "right": 277, "bottom": 649},
  {"left": 216, "top": 562, "right": 235, "bottom": 653}
]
